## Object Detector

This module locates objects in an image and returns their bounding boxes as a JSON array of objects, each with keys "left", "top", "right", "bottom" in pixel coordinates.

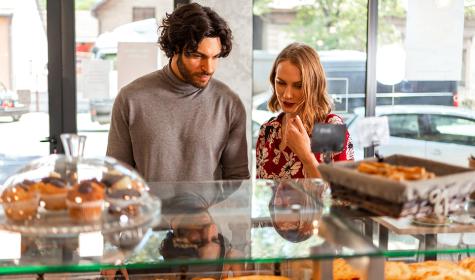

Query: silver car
[{"left": 350, "top": 105, "right": 475, "bottom": 166}]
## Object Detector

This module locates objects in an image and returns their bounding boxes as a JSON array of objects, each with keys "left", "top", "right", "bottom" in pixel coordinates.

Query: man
[{"left": 107, "top": 3, "right": 249, "bottom": 182}]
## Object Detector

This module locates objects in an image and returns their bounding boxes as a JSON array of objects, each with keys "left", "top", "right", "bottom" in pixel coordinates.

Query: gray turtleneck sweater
[{"left": 106, "top": 65, "right": 250, "bottom": 182}]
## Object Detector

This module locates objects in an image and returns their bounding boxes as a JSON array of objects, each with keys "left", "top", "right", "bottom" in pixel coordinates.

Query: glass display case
[
  {"left": 1, "top": 170, "right": 475, "bottom": 279},
  {"left": 0, "top": 179, "right": 385, "bottom": 279},
  {"left": 0, "top": 134, "right": 161, "bottom": 276}
]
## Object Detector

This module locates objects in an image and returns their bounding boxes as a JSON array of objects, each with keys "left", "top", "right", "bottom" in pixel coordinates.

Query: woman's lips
[{"left": 282, "top": 101, "right": 295, "bottom": 109}]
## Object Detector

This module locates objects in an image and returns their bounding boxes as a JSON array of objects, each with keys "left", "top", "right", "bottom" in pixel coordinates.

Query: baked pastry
[
  {"left": 357, "top": 161, "right": 436, "bottom": 181},
  {"left": 107, "top": 188, "right": 142, "bottom": 217},
  {"left": 101, "top": 173, "right": 144, "bottom": 192},
  {"left": 333, "top": 258, "right": 362, "bottom": 280},
  {"left": 209, "top": 276, "right": 289, "bottom": 280},
  {"left": 409, "top": 260, "right": 474, "bottom": 280},
  {"left": 37, "top": 176, "right": 69, "bottom": 210},
  {"left": 66, "top": 179, "right": 105, "bottom": 223},
  {"left": 1, "top": 180, "right": 39, "bottom": 221},
  {"left": 385, "top": 261, "right": 411, "bottom": 280},
  {"left": 413, "top": 214, "right": 450, "bottom": 225},
  {"left": 459, "top": 257, "right": 475, "bottom": 273}
]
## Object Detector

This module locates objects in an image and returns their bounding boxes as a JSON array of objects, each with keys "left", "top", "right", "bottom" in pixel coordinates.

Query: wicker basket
[{"left": 318, "top": 154, "right": 475, "bottom": 218}]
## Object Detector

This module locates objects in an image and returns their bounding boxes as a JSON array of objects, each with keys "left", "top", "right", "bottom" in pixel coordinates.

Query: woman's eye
[{"left": 276, "top": 80, "right": 285, "bottom": 85}]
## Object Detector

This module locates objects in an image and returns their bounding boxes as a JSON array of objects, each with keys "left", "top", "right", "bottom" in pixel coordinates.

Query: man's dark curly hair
[{"left": 158, "top": 3, "right": 232, "bottom": 58}]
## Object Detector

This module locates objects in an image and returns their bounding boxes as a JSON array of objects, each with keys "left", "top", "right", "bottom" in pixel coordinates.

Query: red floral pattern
[{"left": 256, "top": 113, "right": 354, "bottom": 179}]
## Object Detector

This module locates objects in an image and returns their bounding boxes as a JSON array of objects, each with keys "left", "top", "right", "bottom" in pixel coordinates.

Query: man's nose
[{"left": 201, "top": 58, "right": 214, "bottom": 74}]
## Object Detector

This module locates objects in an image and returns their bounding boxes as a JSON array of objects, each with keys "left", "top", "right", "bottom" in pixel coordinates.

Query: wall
[
  {"left": 0, "top": 16, "right": 11, "bottom": 89},
  {"left": 194, "top": 0, "right": 253, "bottom": 168},
  {"left": 95, "top": 0, "right": 173, "bottom": 34}
]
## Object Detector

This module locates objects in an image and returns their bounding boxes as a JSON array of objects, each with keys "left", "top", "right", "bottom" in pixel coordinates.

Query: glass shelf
[
  {"left": 0, "top": 178, "right": 474, "bottom": 276},
  {"left": 0, "top": 179, "right": 381, "bottom": 275}
]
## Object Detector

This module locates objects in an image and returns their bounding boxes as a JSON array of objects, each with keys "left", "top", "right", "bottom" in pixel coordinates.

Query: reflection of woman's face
[
  {"left": 272, "top": 183, "right": 306, "bottom": 230},
  {"left": 273, "top": 182, "right": 306, "bottom": 208},
  {"left": 275, "top": 60, "right": 304, "bottom": 115}
]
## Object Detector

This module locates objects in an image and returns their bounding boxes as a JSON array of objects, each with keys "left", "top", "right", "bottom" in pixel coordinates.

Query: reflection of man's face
[
  {"left": 172, "top": 212, "right": 221, "bottom": 259},
  {"left": 175, "top": 37, "right": 222, "bottom": 88}
]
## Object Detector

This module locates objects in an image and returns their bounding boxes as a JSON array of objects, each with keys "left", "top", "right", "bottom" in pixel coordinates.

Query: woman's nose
[{"left": 282, "top": 86, "right": 293, "bottom": 99}]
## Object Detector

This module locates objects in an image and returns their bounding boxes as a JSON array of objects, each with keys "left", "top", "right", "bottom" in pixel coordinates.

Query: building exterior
[
  {"left": 0, "top": 0, "right": 47, "bottom": 93},
  {"left": 91, "top": 0, "right": 173, "bottom": 34},
  {"left": 0, "top": 2, "right": 14, "bottom": 89}
]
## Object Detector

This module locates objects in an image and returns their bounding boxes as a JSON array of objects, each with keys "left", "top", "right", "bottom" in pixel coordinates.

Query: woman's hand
[
  {"left": 285, "top": 115, "right": 312, "bottom": 161},
  {"left": 285, "top": 115, "right": 321, "bottom": 178}
]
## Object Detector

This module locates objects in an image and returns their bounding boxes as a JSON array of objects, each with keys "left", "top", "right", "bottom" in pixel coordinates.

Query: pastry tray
[
  {"left": 318, "top": 154, "right": 475, "bottom": 217},
  {"left": 0, "top": 195, "right": 161, "bottom": 237}
]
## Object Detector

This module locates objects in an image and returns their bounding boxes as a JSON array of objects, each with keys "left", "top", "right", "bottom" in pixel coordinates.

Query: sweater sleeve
[
  {"left": 106, "top": 91, "right": 135, "bottom": 168},
  {"left": 220, "top": 97, "right": 250, "bottom": 180}
]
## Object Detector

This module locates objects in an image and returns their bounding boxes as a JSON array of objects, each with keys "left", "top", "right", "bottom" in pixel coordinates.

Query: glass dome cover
[{"left": 0, "top": 134, "right": 160, "bottom": 239}]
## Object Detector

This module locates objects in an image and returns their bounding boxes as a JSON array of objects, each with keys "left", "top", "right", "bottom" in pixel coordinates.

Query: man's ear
[
  {"left": 204, "top": 223, "right": 218, "bottom": 242},
  {"left": 170, "top": 216, "right": 181, "bottom": 230}
]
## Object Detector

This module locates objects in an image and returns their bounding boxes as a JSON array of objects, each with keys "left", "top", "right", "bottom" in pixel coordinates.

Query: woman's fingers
[
  {"left": 287, "top": 116, "right": 303, "bottom": 135},
  {"left": 295, "top": 115, "right": 306, "bottom": 133}
]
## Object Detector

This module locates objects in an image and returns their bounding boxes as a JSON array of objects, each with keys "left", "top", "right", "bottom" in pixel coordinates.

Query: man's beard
[{"left": 177, "top": 54, "right": 213, "bottom": 88}]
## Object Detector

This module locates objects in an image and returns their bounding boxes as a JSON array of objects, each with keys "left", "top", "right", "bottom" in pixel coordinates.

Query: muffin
[
  {"left": 101, "top": 173, "right": 144, "bottom": 192},
  {"left": 1, "top": 180, "right": 39, "bottom": 222},
  {"left": 107, "top": 188, "right": 142, "bottom": 217},
  {"left": 37, "top": 176, "right": 69, "bottom": 210},
  {"left": 66, "top": 179, "right": 105, "bottom": 223}
]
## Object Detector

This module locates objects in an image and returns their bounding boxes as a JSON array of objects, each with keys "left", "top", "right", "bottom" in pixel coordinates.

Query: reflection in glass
[
  {"left": 157, "top": 184, "right": 245, "bottom": 278},
  {"left": 269, "top": 181, "right": 322, "bottom": 243}
]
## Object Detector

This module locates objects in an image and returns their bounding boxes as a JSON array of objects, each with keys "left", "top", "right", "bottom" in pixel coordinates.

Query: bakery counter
[
  {"left": 4, "top": 178, "right": 475, "bottom": 279},
  {"left": 0, "top": 179, "right": 385, "bottom": 279}
]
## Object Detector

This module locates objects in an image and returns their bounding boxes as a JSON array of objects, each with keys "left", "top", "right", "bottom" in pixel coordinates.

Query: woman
[{"left": 256, "top": 43, "right": 354, "bottom": 179}]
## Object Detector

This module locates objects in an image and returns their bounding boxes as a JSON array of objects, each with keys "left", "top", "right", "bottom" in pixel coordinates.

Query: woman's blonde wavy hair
[{"left": 268, "top": 42, "right": 332, "bottom": 134}]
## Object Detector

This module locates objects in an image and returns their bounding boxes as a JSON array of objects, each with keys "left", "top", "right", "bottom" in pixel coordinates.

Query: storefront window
[
  {"left": 376, "top": 0, "right": 475, "bottom": 167},
  {"left": 252, "top": 0, "right": 368, "bottom": 162},
  {"left": 75, "top": 0, "right": 173, "bottom": 157},
  {"left": 0, "top": 0, "right": 49, "bottom": 182}
]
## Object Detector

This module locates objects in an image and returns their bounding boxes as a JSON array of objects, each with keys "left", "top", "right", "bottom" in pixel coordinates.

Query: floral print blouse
[{"left": 256, "top": 113, "right": 354, "bottom": 179}]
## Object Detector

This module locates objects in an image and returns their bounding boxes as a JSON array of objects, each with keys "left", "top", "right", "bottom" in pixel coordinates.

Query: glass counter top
[
  {"left": 1, "top": 178, "right": 475, "bottom": 275},
  {"left": 0, "top": 179, "right": 380, "bottom": 275}
]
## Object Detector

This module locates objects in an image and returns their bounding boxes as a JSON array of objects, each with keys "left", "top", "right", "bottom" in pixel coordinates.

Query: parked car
[
  {"left": 252, "top": 94, "right": 475, "bottom": 166},
  {"left": 90, "top": 99, "right": 114, "bottom": 125},
  {"left": 0, "top": 154, "right": 40, "bottom": 184},
  {"left": 349, "top": 105, "right": 475, "bottom": 166},
  {"left": 0, "top": 82, "right": 28, "bottom": 122},
  {"left": 88, "top": 18, "right": 158, "bottom": 124}
]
